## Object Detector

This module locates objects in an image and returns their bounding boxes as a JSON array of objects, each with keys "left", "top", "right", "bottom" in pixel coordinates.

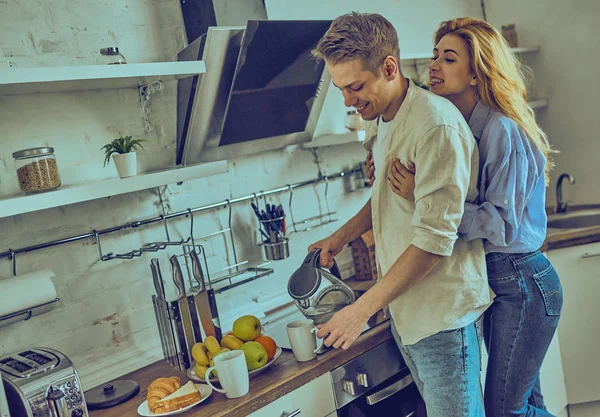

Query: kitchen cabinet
[
  {"left": 247, "top": 373, "right": 336, "bottom": 417},
  {"left": 547, "top": 242, "right": 600, "bottom": 404}
]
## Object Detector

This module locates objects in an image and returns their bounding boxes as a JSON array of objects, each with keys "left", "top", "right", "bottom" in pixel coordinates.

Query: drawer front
[{"left": 248, "top": 373, "right": 335, "bottom": 417}]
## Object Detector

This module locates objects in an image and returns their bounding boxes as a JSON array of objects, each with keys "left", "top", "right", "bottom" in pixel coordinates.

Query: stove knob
[
  {"left": 71, "top": 409, "right": 84, "bottom": 417},
  {"left": 356, "top": 373, "right": 369, "bottom": 388},
  {"left": 342, "top": 379, "right": 356, "bottom": 396}
]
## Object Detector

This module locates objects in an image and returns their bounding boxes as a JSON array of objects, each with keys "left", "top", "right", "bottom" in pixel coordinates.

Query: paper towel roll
[{"left": 0, "top": 269, "right": 57, "bottom": 318}]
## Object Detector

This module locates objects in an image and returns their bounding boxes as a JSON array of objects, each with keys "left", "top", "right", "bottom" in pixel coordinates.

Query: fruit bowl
[{"left": 187, "top": 347, "right": 282, "bottom": 384}]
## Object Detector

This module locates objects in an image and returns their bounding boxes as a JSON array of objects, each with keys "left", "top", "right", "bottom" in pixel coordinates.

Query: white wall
[
  {"left": 0, "top": 0, "right": 480, "bottom": 390},
  {"left": 485, "top": 0, "right": 600, "bottom": 205}
]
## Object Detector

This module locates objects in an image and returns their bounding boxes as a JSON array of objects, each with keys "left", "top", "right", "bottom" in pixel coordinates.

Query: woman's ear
[{"left": 470, "top": 75, "right": 478, "bottom": 86}]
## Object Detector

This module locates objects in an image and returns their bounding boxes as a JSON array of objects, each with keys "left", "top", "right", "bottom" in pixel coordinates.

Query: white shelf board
[
  {"left": 530, "top": 98, "right": 548, "bottom": 109},
  {"left": 0, "top": 160, "right": 227, "bottom": 219},
  {"left": 401, "top": 46, "right": 540, "bottom": 61},
  {"left": 303, "top": 131, "right": 366, "bottom": 148},
  {"left": 0, "top": 61, "right": 206, "bottom": 96}
]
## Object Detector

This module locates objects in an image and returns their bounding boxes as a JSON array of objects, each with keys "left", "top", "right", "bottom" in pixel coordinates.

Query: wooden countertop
[
  {"left": 89, "top": 319, "right": 392, "bottom": 417},
  {"left": 543, "top": 204, "right": 600, "bottom": 251}
]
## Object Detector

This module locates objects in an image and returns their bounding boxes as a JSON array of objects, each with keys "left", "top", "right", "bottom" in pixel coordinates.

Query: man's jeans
[
  {"left": 484, "top": 250, "right": 562, "bottom": 417},
  {"left": 391, "top": 319, "right": 485, "bottom": 417}
]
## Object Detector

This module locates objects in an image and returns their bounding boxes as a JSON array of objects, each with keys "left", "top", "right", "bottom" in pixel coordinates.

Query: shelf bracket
[{"left": 138, "top": 81, "right": 163, "bottom": 133}]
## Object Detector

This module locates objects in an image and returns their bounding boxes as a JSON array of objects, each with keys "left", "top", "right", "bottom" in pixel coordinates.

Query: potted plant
[{"left": 101, "top": 136, "right": 147, "bottom": 178}]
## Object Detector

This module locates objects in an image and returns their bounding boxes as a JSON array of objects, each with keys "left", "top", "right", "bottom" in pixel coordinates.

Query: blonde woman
[{"left": 371, "top": 18, "right": 563, "bottom": 417}]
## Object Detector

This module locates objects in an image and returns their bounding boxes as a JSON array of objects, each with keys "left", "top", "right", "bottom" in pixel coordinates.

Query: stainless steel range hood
[{"left": 177, "top": 20, "right": 332, "bottom": 165}]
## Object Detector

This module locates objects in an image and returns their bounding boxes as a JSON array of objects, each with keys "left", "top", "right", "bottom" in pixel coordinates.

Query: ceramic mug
[
  {"left": 205, "top": 350, "right": 249, "bottom": 399},
  {"left": 286, "top": 319, "right": 321, "bottom": 362}
]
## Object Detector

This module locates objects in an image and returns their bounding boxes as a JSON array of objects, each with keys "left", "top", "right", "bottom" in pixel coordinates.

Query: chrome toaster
[{"left": 1, "top": 348, "right": 88, "bottom": 417}]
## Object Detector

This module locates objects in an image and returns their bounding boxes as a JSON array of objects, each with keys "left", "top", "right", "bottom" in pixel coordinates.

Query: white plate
[
  {"left": 187, "top": 346, "right": 282, "bottom": 383},
  {"left": 137, "top": 384, "right": 212, "bottom": 416}
]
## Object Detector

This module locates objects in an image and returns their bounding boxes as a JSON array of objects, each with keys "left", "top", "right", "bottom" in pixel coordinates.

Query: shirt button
[{"left": 504, "top": 200, "right": 509, "bottom": 205}]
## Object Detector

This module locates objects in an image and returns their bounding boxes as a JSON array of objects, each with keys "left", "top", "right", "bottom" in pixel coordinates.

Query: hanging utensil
[
  {"left": 190, "top": 249, "right": 222, "bottom": 340},
  {"left": 150, "top": 258, "right": 178, "bottom": 368}
]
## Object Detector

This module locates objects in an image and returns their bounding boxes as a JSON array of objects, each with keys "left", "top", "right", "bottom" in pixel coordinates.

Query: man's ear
[{"left": 383, "top": 56, "right": 398, "bottom": 80}]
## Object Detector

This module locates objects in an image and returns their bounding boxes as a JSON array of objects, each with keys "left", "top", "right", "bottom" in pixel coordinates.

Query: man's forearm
[
  {"left": 355, "top": 245, "right": 442, "bottom": 317},
  {"left": 332, "top": 198, "right": 372, "bottom": 245}
]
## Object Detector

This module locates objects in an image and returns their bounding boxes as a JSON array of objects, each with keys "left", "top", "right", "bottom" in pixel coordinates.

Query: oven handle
[{"left": 365, "top": 373, "right": 414, "bottom": 406}]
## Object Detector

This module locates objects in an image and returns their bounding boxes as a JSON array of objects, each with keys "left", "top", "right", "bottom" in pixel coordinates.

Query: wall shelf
[
  {"left": 0, "top": 160, "right": 227, "bottom": 219},
  {"left": 303, "top": 130, "right": 366, "bottom": 148},
  {"left": 0, "top": 61, "right": 206, "bottom": 96},
  {"left": 401, "top": 46, "right": 540, "bottom": 62},
  {"left": 530, "top": 98, "right": 549, "bottom": 109}
]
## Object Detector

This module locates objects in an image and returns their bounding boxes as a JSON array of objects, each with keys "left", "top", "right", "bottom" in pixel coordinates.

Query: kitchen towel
[{"left": 0, "top": 269, "right": 57, "bottom": 318}]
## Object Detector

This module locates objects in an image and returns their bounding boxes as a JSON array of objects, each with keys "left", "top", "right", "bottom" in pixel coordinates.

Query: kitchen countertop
[
  {"left": 543, "top": 204, "right": 600, "bottom": 251},
  {"left": 89, "top": 316, "right": 392, "bottom": 417}
]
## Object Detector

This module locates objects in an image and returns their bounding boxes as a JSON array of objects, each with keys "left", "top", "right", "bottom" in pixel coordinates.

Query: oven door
[{"left": 338, "top": 367, "right": 426, "bottom": 417}]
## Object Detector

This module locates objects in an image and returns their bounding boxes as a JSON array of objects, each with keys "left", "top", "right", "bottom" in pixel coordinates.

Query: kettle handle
[{"left": 306, "top": 249, "right": 342, "bottom": 279}]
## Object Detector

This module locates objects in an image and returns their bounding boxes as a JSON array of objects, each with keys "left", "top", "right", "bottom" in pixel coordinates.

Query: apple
[
  {"left": 240, "top": 341, "right": 268, "bottom": 371},
  {"left": 233, "top": 315, "right": 262, "bottom": 341}
]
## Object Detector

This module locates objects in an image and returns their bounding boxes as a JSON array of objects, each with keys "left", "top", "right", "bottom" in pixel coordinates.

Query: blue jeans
[
  {"left": 391, "top": 319, "right": 485, "bottom": 417},
  {"left": 484, "top": 250, "right": 563, "bottom": 417}
]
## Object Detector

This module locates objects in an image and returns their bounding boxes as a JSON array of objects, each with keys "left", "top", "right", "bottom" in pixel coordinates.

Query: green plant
[{"left": 101, "top": 136, "right": 148, "bottom": 167}]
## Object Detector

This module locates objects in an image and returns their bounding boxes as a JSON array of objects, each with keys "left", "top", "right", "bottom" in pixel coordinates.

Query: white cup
[
  {"left": 286, "top": 319, "right": 321, "bottom": 362},
  {"left": 204, "top": 350, "right": 249, "bottom": 399}
]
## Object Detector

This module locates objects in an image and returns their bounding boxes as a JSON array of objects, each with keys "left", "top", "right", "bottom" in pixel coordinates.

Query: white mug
[
  {"left": 204, "top": 350, "right": 249, "bottom": 399},
  {"left": 286, "top": 319, "right": 321, "bottom": 362}
]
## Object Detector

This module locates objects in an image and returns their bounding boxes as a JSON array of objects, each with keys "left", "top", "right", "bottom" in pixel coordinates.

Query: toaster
[{"left": 1, "top": 348, "right": 88, "bottom": 417}]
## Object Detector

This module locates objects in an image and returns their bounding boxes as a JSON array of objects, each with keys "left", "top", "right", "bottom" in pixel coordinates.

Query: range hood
[{"left": 177, "top": 20, "right": 332, "bottom": 164}]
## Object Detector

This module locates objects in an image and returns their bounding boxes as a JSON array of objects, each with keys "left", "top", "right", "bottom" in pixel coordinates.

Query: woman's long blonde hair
[{"left": 435, "top": 18, "right": 554, "bottom": 181}]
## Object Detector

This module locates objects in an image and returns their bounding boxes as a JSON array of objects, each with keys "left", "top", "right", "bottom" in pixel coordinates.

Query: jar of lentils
[{"left": 13, "top": 147, "right": 61, "bottom": 194}]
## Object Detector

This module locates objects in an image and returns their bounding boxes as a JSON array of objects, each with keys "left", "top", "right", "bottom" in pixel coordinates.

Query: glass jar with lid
[
  {"left": 13, "top": 147, "right": 61, "bottom": 194},
  {"left": 345, "top": 110, "right": 365, "bottom": 132},
  {"left": 97, "top": 47, "right": 127, "bottom": 65}
]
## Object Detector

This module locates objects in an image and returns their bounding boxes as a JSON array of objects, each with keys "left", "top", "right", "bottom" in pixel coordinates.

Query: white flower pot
[{"left": 113, "top": 152, "right": 137, "bottom": 178}]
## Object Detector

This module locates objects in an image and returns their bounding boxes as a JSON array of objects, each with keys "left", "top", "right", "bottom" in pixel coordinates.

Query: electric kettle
[{"left": 288, "top": 249, "right": 356, "bottom": 326}]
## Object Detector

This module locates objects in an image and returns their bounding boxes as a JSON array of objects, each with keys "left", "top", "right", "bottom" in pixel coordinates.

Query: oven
[{"left": 331, "top": 338, "right": 426, "bottom": 417}]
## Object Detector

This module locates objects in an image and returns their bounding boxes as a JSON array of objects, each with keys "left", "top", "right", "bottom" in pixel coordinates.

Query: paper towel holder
[{"left": 0, "top": 298, "right": 60, "bottom": 329}]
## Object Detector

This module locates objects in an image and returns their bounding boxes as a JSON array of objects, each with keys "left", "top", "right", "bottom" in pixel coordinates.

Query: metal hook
[
  {"left": 188, "top": 208, "right": 195, "bottom": 248},
  {"left": 287, "top": 185, "right": 298, "bottom": 233},
  {"left": 8, "top": 249, "right": 16, "bottom": 276}
]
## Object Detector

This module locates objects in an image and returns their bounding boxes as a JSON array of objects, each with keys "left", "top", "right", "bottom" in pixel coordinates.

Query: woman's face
[{"left": 429, "top": 34, "right": 477, "bottom": 100}]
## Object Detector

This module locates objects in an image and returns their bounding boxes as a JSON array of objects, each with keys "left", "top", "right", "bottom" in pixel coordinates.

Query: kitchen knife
[
  {"left": 169, "top": 255, "right": 196, "bottom": 368},
  {"left": 150, "top": 258, "right": 178, "bottom": 368},
  {"left": 190, "top": 249, "right": 222, "bottom": 340}
]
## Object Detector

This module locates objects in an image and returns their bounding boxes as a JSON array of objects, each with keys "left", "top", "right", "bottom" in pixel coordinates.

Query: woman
[{"left": 368, "top": 18, "right": 563, "bottom": 417}]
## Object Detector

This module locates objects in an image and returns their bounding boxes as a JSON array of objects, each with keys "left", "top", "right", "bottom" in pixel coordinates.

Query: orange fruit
[{"left": 254, "top": 335, "right": 277, "bottom": 361}]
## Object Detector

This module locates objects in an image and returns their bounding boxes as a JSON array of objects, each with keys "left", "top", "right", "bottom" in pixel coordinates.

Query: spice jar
[
  {"left": 501, "top": 24, "right": 518, "bottom": 48},
  {"left": 97, "top": 47, "right": 127, "bottom": 65},
  {"left": 345, "top": 110, "right": 365, "bottom": 132},
  {"left": 13, "top": 147, "right": 61, "bottom": 194}
]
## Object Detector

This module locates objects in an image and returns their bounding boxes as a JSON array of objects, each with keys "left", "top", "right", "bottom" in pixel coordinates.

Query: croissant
[{"left": 147, "top": 376, "right": 182, "bottom": 413}]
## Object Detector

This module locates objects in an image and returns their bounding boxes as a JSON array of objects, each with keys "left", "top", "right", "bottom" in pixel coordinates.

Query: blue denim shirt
[{"left": 458, "top": 101, "right": 547, "bottom": 254}]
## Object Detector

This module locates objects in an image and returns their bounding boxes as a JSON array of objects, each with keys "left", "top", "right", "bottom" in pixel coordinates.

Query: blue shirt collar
[{"left": 468, "top": 101, "right": 492, "bottom": 142}]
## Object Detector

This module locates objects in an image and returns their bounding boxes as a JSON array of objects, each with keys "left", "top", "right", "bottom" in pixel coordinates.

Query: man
[{"left": 308, "top": 12, "right": 492, "bottom": 417}]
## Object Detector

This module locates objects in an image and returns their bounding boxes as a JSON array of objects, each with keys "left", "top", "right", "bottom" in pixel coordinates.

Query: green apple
[
  {"left": 241, "top": 341, "right": 268, "bottom": 371},
  {"left": 233, "top": 315, "right": 262, "bottom": 341}
]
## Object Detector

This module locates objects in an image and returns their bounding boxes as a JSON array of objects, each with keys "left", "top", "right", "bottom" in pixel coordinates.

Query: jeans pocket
[{"left": 532, "top": 264, "right": 563, "bottom": 316}]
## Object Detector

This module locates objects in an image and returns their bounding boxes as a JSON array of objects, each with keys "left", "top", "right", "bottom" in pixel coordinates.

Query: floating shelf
[
  {"left": 303, "top": 130, "right": 366, "bottom": 148},
  {"left": 401, "top": 46, "right": 540, "bottom": 62},
  {"left": 0, "top": 61, "right": 206, "bottom": 96},
  {"left": 530, "top": 98, "right": 549, "bottom": 109},
  {"left": 0, "top": 160, "right": 227, "bottom": 219}
]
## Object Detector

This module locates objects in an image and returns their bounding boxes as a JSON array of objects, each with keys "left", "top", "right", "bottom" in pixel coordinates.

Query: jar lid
[
  {"left": 347, "top": 110, "right": 358, "bottom": 115},
  {"left": 12, "top": 147, "right": 55, "bottom": 159},
  {"left": 100, "top": 47, "right": 119, "bottom": 55}
]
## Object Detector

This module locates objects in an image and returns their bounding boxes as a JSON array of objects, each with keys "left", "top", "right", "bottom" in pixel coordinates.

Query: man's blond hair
[{"left": 312, "top": 12, "right": 400, "bottom": 74}]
